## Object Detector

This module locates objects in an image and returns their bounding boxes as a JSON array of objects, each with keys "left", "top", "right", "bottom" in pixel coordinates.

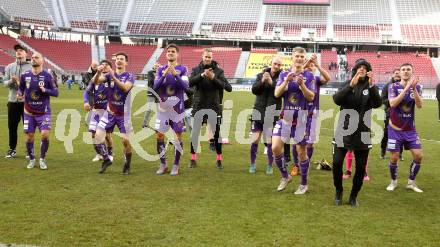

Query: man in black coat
[
  {"left": 332, "top": 59, "right": 382, "bottom": 207},
  {"left": 249, "top": 56, "right": 283, "bottom": 175},
  {"left": 188, "top": 48, "right": 232, "bottom": 169},
  {"left": 380, "top": 69, "right": 403, "bottom": 159}
]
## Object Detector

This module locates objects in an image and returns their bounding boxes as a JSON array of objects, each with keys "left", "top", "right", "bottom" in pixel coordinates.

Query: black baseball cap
[{"left": 13, "top": 44, "right": 28, "bottom": 52}]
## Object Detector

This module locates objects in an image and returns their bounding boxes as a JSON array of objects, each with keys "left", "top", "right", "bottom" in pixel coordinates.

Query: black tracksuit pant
[
  {"left": 7, "top": 102, "right": 24, "bottom": 150},
  {"left": 332, "top": 146, "right": 369, "bottom": 198}
]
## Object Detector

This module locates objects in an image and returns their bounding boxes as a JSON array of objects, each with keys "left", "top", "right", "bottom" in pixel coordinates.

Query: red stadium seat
[
  {"left": 105, "top": 44, "right": 157, "bottom": 73},
  {"left": 157, "top": 46, "right": 242, "bottom": 78},
  {"left": 20, "top": 37, "right": 91, "bottom": 72}
]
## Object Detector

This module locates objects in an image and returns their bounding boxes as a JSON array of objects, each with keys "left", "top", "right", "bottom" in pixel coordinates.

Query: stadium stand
[
  {"left": 20, "top": 36, "right": 91, "bottom": 72},
  {"left": 0, "top": 34, "right": 18, "bottom": 51},
  {"left": 202, "top": 0, "right": 262, "bottom": 38},
  {"left": 346, "top": 51, "right": 439, "bottom": 86},
  {"left": 0, "top": 50, "right": 14, "bottom": 66},
  {"left": 264, "top": 4, "right": 327, "bottom": 39},
  {"left": 105, "top": 43, "right": 156, "bottom": 73},
  {"left": 127, "top": 0, "right": 200, "bottom": 35},
  {"left": 64, "top": 0, "right": 128, "bottom": 30},
  {"left": 0, "top": 0, "right": 54, "bottom": 26},
  {"left": 157, "top": 46, "right": 242, "bottom": 78},
  {"left": 250, "top": 48, "right": 278, "bottom": 54}
]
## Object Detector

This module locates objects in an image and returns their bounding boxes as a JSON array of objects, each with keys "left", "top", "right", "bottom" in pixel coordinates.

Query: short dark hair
[
  {"left": 100, "top": 59, "right": 112, "bottom": 68},
  {"left": 165, "top": 43, "right": 179, "bottom": 53},
  {"left": 393, "top": 68, "right": 400, "bottom": 73},
  {"left": 400, "top": 63, "right": 413, "bottom": 68},
  {"left": 113, "top": 52, "right": 128, "bottom": 62}
]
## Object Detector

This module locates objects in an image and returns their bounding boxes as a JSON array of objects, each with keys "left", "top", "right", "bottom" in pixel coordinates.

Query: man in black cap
[{"left": 3, "top": 44, "right": 32, "bottom": 159}]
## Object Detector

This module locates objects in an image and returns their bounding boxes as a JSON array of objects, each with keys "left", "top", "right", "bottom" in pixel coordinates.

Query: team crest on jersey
[
  {"left": 410, "top": 92, "right": 415, "bottom": 99},
  {"left": 363, "top": 89, "right": 369, "bottom": 95},
  {"left": 113, "top": 92, "right": 121, "bottom": 101},
  {"left": 30, "top": 91, "right": 39, "bottom": 100},
  {"left": 38, "top": 81, "right": 45, "bottom": 87},
  {"left": 288, "top": 93, "right": 298, "bottom": 104},
  {"left": 166, "top": 85, "right": 175, "bottom": 96},
  {"left": 98, "top": 92, "right": 106, "bottom": 100},
  {"left": 402, "top": 103, "right": 411, "bottom": 113}
]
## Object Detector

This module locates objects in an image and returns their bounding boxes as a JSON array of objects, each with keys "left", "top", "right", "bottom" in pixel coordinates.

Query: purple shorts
[
  {"left": 272, "top": 119, "right": 310, "bottom": 145},
  {"left": 387, "top": 126, "right": 422, "bottom": 152},
  {"left": 155, "top": 111, "right": 185, "bottom": 134},
  {"left": 23, "top": 112, "right": 51, "bottom": 133},
  {"left": 88, "top": 109, "right": 106, "bottom": 133},
  {"left": 98, "top": 112, "right": 132, "bottom": 134}
]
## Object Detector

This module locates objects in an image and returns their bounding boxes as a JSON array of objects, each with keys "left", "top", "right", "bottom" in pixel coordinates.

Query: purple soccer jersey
[
  {"left": 388, "top": 82, "right": 421, "bottom": 131},
  {"left": 307, "top": 75, "right": 322, "bottom": 115},
  {"left": 19, "top": 70, "right": 58, "bottom": 115},
  {"left": 277, "top": 70, "right": 315, "bottom": 122},
  {"left": 153, "top": 64, "right": 189, "bottom": 115},
  {"left": 105, "top": 72, "right": 134, "bottom": 116},
  {"left": 274, "top": 70, "right": 315, "bottom": 143},
  {"left": 85, "top": 82, "right": 109, "bottom": 110}
]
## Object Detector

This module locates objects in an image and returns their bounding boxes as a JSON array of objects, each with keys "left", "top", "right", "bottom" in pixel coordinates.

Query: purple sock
[
  {"left": 94, "top": 144, "right": 109, "bottom": 160},
  {"left": 40, "top": 139, "right": 49, "bottom": 159},
  {"left": 307, "top": 146, "right": 314, "bottom": 160},
  {"left": 300, "top": 159, "right": 310, "bottom": 185},
  {"left": 174, "top": 141, "right": 183, "bottom": 166},
  {"left": 157, "top": 140, "right": 166, "bottom": 165},
  {"left": 292, "top": 145, "right": 298, "bottom": 165},
  {"left": 274, "top": 154, "right": 288, "bottom": 178},
  {"left": 409, "top": 161, "right": 421, "bottom": 180},
  {"left": 107, "top": 146, "right": 113, "bottom": 156},
  {"left": 250, "top": 143, "right": 258, "bottom": 164},
  {"left": 26, "top": 141, "right": 35, "bottom": 160},
  {"left": 267, "top": 143, "right": 273, "bottom": 166},
  {"left": 389, "top": 161, "right": 398, "bottom": 180}
]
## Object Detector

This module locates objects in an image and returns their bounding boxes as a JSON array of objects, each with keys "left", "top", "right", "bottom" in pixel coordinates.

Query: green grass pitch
[{"left": 0, "top": 85, "right": 439, "bottom": 246}]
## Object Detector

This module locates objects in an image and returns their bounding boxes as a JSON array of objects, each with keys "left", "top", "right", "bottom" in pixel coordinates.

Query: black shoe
[
  {"left": 334, "top": 190, "right": 343, "bottom": 206},
  {"left": 380, "top": 150, "right": 386, "bottom": 159},
  {"left": 188, "top": 159, "right": 197, "bottom": 168},
  {"left": 348, "top": 196, "right": 359, "bottom": 207},
  {"left": 100, "top": 159, "right": 112, "bottom": 174},
  {"left": 122, "top": 163, "right": 130, "bottom": 175},
  {"left": 216, "top": 160, "right": 223, "bottom": 169},
  {"left": 399, "top": 155, "right": 404, "bottom": 161},
  {"left": 5, "top": 149, "right": 16, "bottom": 159}
]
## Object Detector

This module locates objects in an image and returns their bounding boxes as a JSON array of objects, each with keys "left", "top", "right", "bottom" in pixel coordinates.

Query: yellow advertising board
[{"left": 245, "top": 53, "right": 292, "bottom": 78}]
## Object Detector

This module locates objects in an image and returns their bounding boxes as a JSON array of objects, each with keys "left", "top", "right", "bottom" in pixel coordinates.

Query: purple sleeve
[
  {"left": 129, "top": 73, "right": 135, "bottom": 84},
  {"left": 388, "top": 84, "right": 397, "bottom": 100},
  {"left": 416, "top": 84, "right": 422, "bottom": 94},
  {"left": 83, "top": 88, "right": 90, "bottom": 103},
  {"left": 176, "top": 66, "right": 189, "bottom": 90},
  {"left": 153, "top": 67, "right": 165, "bottom": 90},
  {"left": 43, "top": 74, "right": 59, "bottom": 97},
  {"left": 277, "top": 72, "right": 286, "bottom": 86}
]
